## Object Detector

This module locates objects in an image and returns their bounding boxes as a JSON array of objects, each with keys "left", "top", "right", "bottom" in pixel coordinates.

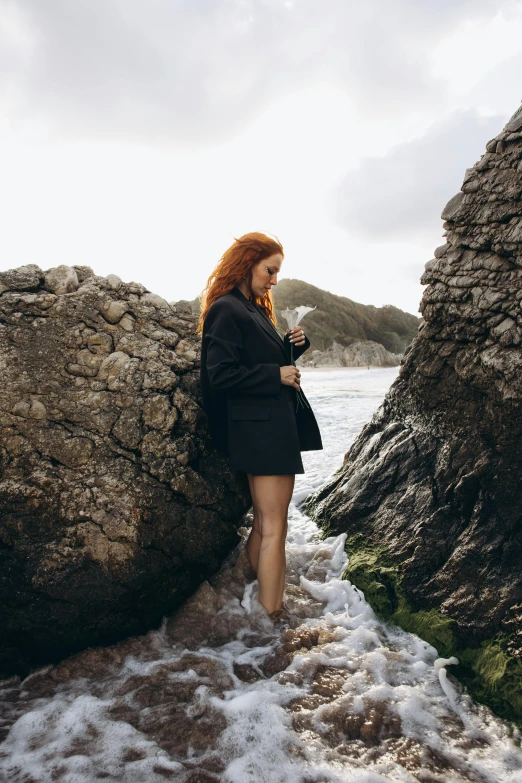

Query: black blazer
[{"left": 200, "top": 286, "right": 323, "bottom": 474}]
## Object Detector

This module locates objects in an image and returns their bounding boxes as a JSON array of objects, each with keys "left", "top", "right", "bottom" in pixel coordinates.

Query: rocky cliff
[
  {"left": 303, "top": 105, "right": 522, "bottom": 725},
  {"left": 298, "top": 339, "right": 401, "bottom": 368},
  {"left": 0, "top": 264, "right": 250, "bottom": 677}
]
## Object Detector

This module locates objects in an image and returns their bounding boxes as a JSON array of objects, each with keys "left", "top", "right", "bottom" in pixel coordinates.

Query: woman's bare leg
[
  {"left": 246, "top": 473, "right": 261, "bottom": 574},
  {"left": 248, "top": 474, "right": 295, "bottom": 614}
]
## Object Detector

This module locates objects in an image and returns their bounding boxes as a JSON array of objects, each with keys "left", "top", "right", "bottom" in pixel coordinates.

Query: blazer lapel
[{"left": 230, "top": 287, "right": 288, "bottom": 360}]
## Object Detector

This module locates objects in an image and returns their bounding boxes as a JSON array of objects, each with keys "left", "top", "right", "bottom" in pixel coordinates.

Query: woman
[{"left": 198, "top": 232, "right": 323, "bottom": 618}]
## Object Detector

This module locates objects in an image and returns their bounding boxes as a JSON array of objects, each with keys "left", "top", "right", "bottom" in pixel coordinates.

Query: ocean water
[{"left": 1, "top": 367, "right": 521, "bottom": 783}]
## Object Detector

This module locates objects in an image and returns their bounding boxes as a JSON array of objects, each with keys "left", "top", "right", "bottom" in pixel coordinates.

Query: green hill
[
  {"left": 191, "top": 278, "right": 421, "bottom": 354},
  {"left": 271, "top": 279, "right": 420, "bottom": 353}
]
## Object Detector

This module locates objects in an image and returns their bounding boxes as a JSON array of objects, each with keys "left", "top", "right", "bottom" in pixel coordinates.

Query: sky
[{"left": 1, "top": 0, "right": 521, "bottom": 316}]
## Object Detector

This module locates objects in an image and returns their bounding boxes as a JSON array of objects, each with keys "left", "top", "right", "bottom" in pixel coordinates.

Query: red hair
[{"left": 197, "top": 232, "right": 284, "bottom": 335}]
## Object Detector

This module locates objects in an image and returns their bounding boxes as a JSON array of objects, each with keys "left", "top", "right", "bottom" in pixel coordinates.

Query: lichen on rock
[
  {"left": 303, "top": 103, "right": 522, "bottom": 726},
  {"left": 0, "top": 264, "right": 250, "bottom": 677}
]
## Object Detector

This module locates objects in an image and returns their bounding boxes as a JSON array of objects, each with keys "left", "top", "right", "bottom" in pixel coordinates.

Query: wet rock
[
  {"left": 304, "top": 104, "right": 522, "bottom": 725},
  {"left": 233, "top": 662, "right": 261, "bottom": 683},
  {"left": 0, "top": 264, "right": 250, "bottom": 678}
]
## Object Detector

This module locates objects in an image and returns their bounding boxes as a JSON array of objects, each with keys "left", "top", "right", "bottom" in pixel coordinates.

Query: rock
[
  {"left": 505, "top": 106, "right": 522, "bottom": 133},
  {"left": 0, "top": 265, "right": 250, "bottom": 678},
  {"left": 0, "top": 264, "right": 44, "bottom": 291},
  {"left": 72, "top": 265, "right": 96, "bottom": 284},
  {"left": 298, "top": 340, "right": 401, "bottom": 368},
  {"left": 303, "top": 103, "right": 522, "bottom": 726},
  {"left": 106, "top": 273, "right": 123, "bottom": 291},
  {"left": 11, "top": 398, "right": 47, "bottom": 419},
  {"left": 172, "top": 299, "right": 194, "bottom": 315},
  {"left": 44, "top": 265, "right": 79, "bottom": 294},
  {"left": 434, "top": 243, "right": 450, "bottom": 258},
  {"left": 99, "top": 300, "right": 129, "bottom": 324},
  {"left": 441, "top": 191, "right": 466, "bottom": 221},
  {"left": 119, "top": 313, "right": 136, "bottom": 332},
  {"left": 140, "top": 292, "right": 170, "bottom": 309}
]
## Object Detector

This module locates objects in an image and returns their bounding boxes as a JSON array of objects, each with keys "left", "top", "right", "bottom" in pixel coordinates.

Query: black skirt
[{"left": 228, "top": 385, "right": 305, "bottom": 475}]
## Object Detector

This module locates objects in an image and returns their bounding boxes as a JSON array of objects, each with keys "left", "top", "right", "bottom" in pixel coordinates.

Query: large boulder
[
  {"left": 303, "top": 105, "right": 522, "bottom": 725},
  {"left": 0, "top": 265, "right": 249, "bottom": 677}
]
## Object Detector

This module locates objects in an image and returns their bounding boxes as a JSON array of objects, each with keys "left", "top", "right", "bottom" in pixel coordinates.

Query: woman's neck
[{"left": 237, "top": 281, "right": 253, "bottom": 301}]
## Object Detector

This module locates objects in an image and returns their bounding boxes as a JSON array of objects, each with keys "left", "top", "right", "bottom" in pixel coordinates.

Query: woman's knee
[{"left": 258, "top": 514, "right": 287, "bottom": 541}]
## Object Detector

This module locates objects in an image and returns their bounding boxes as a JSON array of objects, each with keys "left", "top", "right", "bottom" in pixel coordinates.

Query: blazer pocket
[{"left": 230, "top": 405, "right": 271, "bottom": 420}]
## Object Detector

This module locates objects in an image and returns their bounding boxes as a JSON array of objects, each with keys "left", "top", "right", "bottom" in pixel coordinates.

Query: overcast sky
[{"left": 1, "top": 0, "right": 521, "bottom": 315}]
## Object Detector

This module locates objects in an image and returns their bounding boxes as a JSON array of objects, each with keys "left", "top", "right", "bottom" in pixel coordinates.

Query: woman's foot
[{"left": 268, "top": 601, "right": 292, "bottom": 627}]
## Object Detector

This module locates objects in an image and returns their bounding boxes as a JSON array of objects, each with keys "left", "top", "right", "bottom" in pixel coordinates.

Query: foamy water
[{"left": 1, "top": 368, "right": 521, "bottom": 783}]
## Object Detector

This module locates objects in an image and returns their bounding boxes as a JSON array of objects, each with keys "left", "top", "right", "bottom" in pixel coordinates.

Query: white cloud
[
  {"left": 0, "top": 0, "right": 506, "bottom": 145},
  {"left": 330, "top": 109, "right": 504, "bottom": 243},
  {"left": 430, "top": 1, "right": 522, "bottom": 98}
]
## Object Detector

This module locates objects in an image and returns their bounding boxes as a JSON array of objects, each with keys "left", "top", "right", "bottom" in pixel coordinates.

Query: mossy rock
[
  {"left": 458, "top": 637, "right": 522, "bottom": 722},
  {"left": 336, "top": 533, "right": 522, "bottom": 728}
]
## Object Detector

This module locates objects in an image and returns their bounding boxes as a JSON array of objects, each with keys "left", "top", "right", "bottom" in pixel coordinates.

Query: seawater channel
[{"left": 1, "top": 367, "right": 521, "bottom": 783}]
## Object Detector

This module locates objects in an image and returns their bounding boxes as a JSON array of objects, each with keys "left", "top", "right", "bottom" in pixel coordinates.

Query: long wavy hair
[{"left": 197, "top": 232, "right": 284, "bottom": 335}]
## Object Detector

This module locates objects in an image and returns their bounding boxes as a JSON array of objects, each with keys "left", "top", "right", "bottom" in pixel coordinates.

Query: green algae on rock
[
  {"left": 340, "top": 536, "right": 459, "bottom": 657},
  {"left": 336, "top": 535, "right": 522, "bottom": 727}
]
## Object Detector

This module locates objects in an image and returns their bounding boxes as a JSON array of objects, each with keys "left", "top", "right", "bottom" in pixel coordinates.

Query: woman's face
[{"left": 248, "top": 252, "right": 283, "bottom": 298}]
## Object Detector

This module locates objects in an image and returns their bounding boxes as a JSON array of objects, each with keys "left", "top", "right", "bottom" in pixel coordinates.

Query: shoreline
[{"left": 300, "top": 365, "right": 400, "bottom": 372}]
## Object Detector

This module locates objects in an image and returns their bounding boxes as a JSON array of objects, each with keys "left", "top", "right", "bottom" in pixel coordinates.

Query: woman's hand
[
  {"left": 286, "top": 327, "right": 306, "bottom": 346},
  {"left": 280, "top": 365, "right": 301, "bottom": 390}
]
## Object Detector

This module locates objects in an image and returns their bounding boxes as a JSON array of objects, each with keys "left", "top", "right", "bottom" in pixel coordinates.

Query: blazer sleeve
[
  {"left": 283, "top": 331, "right": 311, "bottom": 361},
  {"left": 204, "top": 302, "right": 281, "bottom": 396}
]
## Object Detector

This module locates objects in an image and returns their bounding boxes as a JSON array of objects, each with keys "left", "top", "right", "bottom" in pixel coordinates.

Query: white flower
[{"left": 280, "top": 305, "right": 316, "bottom": 330}]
